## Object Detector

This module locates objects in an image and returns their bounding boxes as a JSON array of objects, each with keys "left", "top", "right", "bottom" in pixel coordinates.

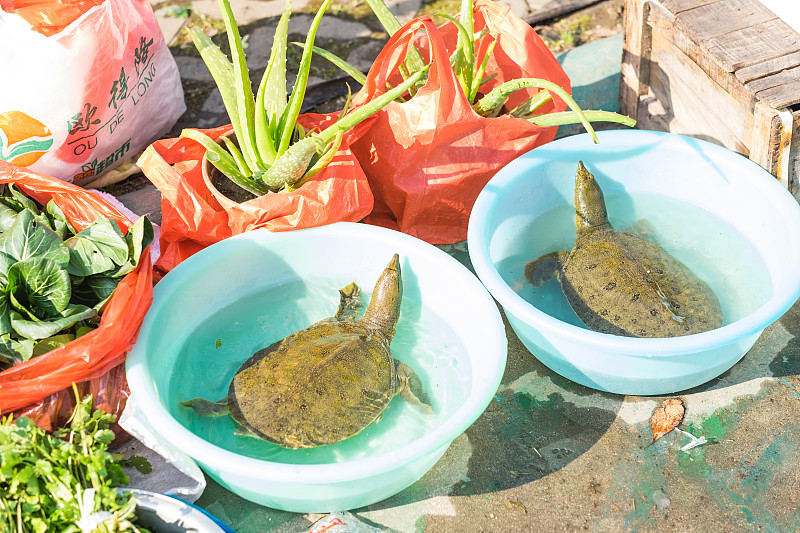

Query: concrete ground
[{"left": 109, "top": 1, "right": 800, "bottom": 531}]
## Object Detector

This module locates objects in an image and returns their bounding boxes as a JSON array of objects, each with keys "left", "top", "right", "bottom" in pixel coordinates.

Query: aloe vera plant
[
  {"left": 311, "top": 0, "right": 635, "bottom": 141},
  {"left": 182, "top": 0, "right": 427, "bottom": 197}
]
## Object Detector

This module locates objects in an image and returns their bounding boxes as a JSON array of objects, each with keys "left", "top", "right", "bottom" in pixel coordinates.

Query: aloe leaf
[
  {"left": 364, "top": 0, "right": 402, "bottom": 34},
  {"left": 459, "top": 0, "right": 475, "bottom": 42},
  {"left": 439, "top": 14, "right": 474, "bottom": 95},
  {"left": 471, "top": 38, "right": 496, "bottom": 102},
  {"left": 316, "top": 66, "right": 428, "bottom": 145},
  {"left": 297, "top": 43, "right": 368, "bottom": 85},
  {"left": 459, "top": 0, "right": 475, "bottom": 95},
  {"left": 255, "top": 0, "right": 291, "bottom": 165},
  {"left": 526, "top": 110, "right": 636, "bottom": 128},
  {"left": 278, "top": 0, "right": 332, "bottom": 155},
  {"left": 336, "top": 85, "right": 353, "bottom": 122},
  {"left": 288, "top": 132, "right": 344, "bottom": 191},
  {"left": 363, "top": 0, "right": 426, "bottom": 75},
  {"left": 220, "top": 135, "right": 252, "bottom": 176},
  {"left": 254, "top": 46, "right": 279, "bottom": 166},
  {"left": 257, "top": 136, "right": 321, "bottom": 190},
  {"left": 186, "top": 27, "right": 243, "bottom": 139},
  {"left": 509, "top": 91, "right": 552, "bottom": 118},
  {"left": 180, "top": 129, "right": 269, "bottom": 196},
  {"left": 474, "top": 78, "right": 601, "bottom": 143},
  {"left": 218, "top": 0, "right": 261, "bottom": 169}
]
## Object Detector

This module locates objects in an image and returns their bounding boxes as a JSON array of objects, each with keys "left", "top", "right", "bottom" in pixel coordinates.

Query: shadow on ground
[
  {"left": 365, "top": 306, "right": 622, "bottom": 510},
  {"left": 682, "top": 295, "right": 800, "bottom": 395}
]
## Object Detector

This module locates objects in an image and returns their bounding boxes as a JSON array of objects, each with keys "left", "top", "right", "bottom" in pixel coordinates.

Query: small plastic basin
[
  {"left": 126, "top": 222, "right": 506, "bottom": 512},
  {"left": 467, "top": 130, "right": 800, "bottom": 395}
]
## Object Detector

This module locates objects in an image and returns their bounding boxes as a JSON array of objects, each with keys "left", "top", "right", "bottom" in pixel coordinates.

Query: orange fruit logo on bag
[{"left": 0, "top": 111, "right": 54, "bottom": 166}]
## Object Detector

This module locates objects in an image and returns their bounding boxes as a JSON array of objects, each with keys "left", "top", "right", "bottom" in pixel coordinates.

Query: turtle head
[
  {"left": 574, "top": 161, "right": 609, "bottom": 234},
  {"left": 360, "top": 254, "right": 402, "bottom": 337}
]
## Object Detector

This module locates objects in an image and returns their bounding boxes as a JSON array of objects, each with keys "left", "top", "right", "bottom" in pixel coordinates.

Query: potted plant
[
  {"left": 137, "top": 0, "right": 427, "bottom": 274},
  {"left": 312, "top": 0, "right": 635, "bottom": 243}
]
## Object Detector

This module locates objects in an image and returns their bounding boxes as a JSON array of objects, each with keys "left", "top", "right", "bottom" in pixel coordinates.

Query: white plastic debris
[
  {"left": 77, "top": 488, "right": 113, "bottom": 533},
  {"left": 677, "top": 429, "right": 708, "bottom": 452},
  {"left": 118, "top": 395, "right": 206, "bottom": 502}
]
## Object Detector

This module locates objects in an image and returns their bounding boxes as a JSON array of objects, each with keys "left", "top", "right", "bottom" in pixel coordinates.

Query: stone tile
[
  {"left": 244, "top": 15, "right": 374, "bottom": 70},
  {"left": 346, "top": 40, "right": 387, "bottom": 73},
  {"left": 116, "top": 183, "right": 163, "bottom": 225},
  {"left": 190, "top": 0, "right": 314, "bottom": 25},
  {"left": 197, "top": 88, "right": 229, "bottom": 128},
  {"left": 152, "top": 6, "right": 189, "bottom": 45},
  {"left": 385, "top": 0, "right": 423, "bottom": 25},
  {"left": 296, "top": 15, "right": 374, "bottom": 40},
  {"left": 496, "top": 0, "right": 531, "bottom": 20},
  {"left": 242, "top": 23, "right": 280, "bottom": 71},
  {"left": 174, "top": 56, "right": 215, "bottom": 82}
]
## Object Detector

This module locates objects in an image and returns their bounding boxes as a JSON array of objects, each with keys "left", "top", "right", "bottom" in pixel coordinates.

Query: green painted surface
[
  {"left": 177, "top": 33, "right": 800, "bottom": 533},
  {"left": 191, "top": 233, "right": 800, "bottom": 531}
]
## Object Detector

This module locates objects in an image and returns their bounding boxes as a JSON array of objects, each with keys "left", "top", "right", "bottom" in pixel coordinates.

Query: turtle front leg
[
  {"left": 335, "top": 282, "right": 362, "bottom": 320},
  {"left": 396, "top": 362, "right": 434, "bottom": 414},
  {"left": 180, "top": 398, "right": 230, "bottom": 416},
  {"left": 524, "top": 250, "right": 568, "bottom": 287}
]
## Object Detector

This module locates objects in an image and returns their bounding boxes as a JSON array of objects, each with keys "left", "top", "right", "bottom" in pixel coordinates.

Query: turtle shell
[
  {"left": 560, "top": 227, "right": 723, "bottom": 338},
  {"left": 227, "top": 318, "right": 397, "bottom": 449}
]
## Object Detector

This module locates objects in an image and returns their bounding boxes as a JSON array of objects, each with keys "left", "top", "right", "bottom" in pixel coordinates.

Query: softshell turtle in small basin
[
  {"left": 524, "top": 162, "right": 723, "bottom": 338},
  {"left": 182, "top": 254, "right": 431, "bottom": 449}
]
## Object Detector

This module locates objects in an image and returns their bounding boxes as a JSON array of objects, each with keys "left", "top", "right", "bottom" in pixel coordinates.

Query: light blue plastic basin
[
  {"left": 467, "top": 130, "right": 800, "bottom": 395},
  {"left": 126, "top": 222, "right": 506, "bottom": 512}
]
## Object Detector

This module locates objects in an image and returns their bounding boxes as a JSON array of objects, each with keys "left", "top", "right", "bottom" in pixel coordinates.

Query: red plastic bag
[
  {"left": 137, "top": 113, "right": 374, "bottom": 274},
  {"left": 350, "top": 1, "right": 571, "bottom": 244},
  {"left": 0, "top": 161, "right": 153, "bottom": 432}
]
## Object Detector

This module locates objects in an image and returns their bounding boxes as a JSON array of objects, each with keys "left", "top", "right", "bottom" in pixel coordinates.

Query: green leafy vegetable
[
  {"left": 0, "top": 185, "right": 152, "bottom": 370},
  {"left": 0, "top": 389, "right": 153, "bottom": 533}
]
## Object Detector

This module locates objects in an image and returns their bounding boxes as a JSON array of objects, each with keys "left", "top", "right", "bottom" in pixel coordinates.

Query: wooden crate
[{"left": 620, "top": 0, "right": 800, "bottom": 200}]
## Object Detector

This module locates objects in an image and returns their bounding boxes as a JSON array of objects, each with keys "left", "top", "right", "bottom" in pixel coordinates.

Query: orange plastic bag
[
  {"left": 350, "top": 2, "right": 571, "bottom": 244},
  {"left": 0, "top": 0, "right": 104, "bottom": 36},
  {"left": 137, "top": 113, "right": 374, "bottom": 274},
  {"left": 0, "top": 161, "right": 153, "bottom": 432}
]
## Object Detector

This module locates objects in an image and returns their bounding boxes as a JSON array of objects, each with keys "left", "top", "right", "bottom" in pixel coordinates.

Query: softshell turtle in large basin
[
  {"left": 182, "top": 253, "right": 430, "bottom": 449},
  {"left": 525, "top": 162, "right": 723, "bottom": 338}
]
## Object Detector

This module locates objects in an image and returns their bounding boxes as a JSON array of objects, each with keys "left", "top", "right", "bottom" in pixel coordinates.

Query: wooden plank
[
  {"left": 750, "top": 102, "right": 793, "bottom": 187},
  {"left": 674, "top": 0, "right": 777, "bottom": 43},
  {"left": 736, "top": 51, "right": 800, "bottom": 84},
  {"left": 658, "top": 0, "right": 723, "bottom": 15},
  {"left": 619, "top": 0, "right": 653, "bottom": 118},
  {"left": 707, "top": 19, "right": 800, "bottom": 72},
  {"left": 647, "top": 29, "right": 752, "bottom": 154},
  {"left": 746, "top": 66, "right": 800, "bottom": 109},
  {"left": 754, "top": 80, "right": 800, "bottom": 110},
  {"left": 525, "top": 0, "right": 602, "bottom": 24},
  {"left": 649, "top": 0, "right": 753, "bottom": 103},
  {"left": 791, "top": 110, "right": 800, "bottom": 201}
]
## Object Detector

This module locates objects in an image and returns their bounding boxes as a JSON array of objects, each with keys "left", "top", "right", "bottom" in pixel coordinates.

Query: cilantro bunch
[
  {"left": 0, "top": 391, "right": 151, "bottom": 533},
  {"left": 0, "top": 185, "right": 152, "bottom": 370}
]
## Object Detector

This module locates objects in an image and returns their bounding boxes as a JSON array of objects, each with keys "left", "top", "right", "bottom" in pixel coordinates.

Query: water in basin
[
  {"left": 166, "top": 277, "right": 469, "bottom": 464},
  {"left": 494, "top": 193, "right": 772, "bottom": 330}
]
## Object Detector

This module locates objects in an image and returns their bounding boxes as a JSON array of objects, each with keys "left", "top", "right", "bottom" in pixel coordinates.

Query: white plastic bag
[{"left": 0, "top": 0, "right": 185, "bottom": 185}]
